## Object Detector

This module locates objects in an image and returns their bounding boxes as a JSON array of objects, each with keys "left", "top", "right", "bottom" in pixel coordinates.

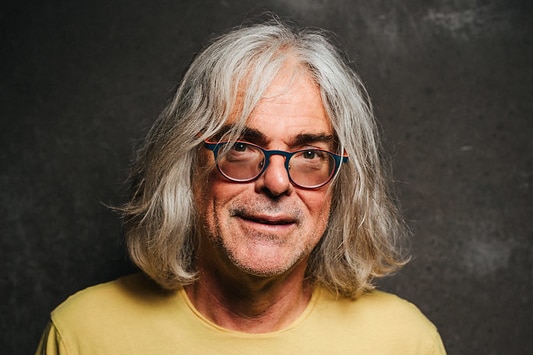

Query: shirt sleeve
[
  {"left": 428, "top": 331, "right": 447, "bottom": 355},
  {"left": 35, "top": 321, "right": 69, "bottom": 355}
]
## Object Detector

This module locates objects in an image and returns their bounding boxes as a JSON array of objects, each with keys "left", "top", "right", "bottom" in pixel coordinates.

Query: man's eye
[
  {"left": 232, "top": 142, "right": 248, "bottom": 152},
  {"left": 303, "top": 150, "right": 320, "bottom": 159}
]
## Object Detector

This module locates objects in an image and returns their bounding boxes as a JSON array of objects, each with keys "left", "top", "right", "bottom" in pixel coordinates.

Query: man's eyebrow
[
  {"left": 292, "top": 133, "right": 336, "bottom": 147},
  {"left": 212, "top": 125, "right": 267, "bottom": 144},
  {"left": 239, "top": 127, "right": 267, "bottom": 145}
]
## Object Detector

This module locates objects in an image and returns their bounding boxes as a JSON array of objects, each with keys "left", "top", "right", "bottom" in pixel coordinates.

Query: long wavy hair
[{"left": 120, "top": 19, "right": 409, "bottom": 298}]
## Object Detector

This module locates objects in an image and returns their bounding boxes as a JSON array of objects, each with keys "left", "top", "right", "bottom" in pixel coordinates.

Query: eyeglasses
[{"left": 204, "top": 140, "right": 348, "bottom": 189}]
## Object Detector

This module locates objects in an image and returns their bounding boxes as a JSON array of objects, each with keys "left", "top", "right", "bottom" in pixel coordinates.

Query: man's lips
[{"left": 234, "top": 212, "right": 297, "bottom": 226}]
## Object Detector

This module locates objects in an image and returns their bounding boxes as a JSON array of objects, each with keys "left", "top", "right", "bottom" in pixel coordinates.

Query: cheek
[
  {"left": 193, "top": 148, "right": 228, "bottom": 205},
  {"left": 193, "top": 171, "right": 242, "bottom": 227},
  {"left": 302, "top": 190, "right": 333, "bottom": 229},
  {"left": 307, "top": 188, "right": 333, "bottom": 212}
]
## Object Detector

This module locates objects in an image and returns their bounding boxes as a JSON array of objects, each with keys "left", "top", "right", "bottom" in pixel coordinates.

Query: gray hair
[{"left": 121, "top": 19, "right": 409, "bottom": 298}]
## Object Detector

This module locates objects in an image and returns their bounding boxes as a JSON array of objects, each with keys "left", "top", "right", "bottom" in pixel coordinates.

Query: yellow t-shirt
[{"left": 36, "top": 273, "right": 446, "bottom": 354}]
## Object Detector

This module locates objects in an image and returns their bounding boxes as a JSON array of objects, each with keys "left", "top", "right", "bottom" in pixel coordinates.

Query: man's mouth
[{"left": 233, "top": 211, "right": 297, "bottom": 226}]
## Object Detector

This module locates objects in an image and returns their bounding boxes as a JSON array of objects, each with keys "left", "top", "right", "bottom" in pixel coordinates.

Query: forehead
[{"left": 225, "top": 63, "right": 333, "bottom": 146}]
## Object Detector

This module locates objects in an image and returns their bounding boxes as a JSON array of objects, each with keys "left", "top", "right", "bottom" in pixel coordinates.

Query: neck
[{"left": 184, "top": 260, "right": 313, "bottom": 333}]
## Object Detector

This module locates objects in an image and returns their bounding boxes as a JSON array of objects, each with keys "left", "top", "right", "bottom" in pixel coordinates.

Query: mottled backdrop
[{"left": 1, "top": 1, "right": 531, "bottom": 354}]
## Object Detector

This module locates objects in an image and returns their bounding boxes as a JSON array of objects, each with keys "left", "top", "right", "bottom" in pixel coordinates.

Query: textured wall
[{"left": 2, "top": 1, "right": 531, "bottom": 354}]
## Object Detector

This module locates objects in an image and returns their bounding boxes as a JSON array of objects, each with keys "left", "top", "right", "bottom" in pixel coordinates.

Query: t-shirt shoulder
[
  {"left": 312, "top": 287, "right": 443, "bottom": 353},
  {"left": 51, "top": 273, "right": 174, "bottom": 329},
  {"left": 319, "top": 287, "right": 436, "bottom": 327}
]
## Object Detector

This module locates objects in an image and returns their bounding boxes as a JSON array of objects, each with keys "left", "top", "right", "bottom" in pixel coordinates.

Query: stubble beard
[{"left": 208, "top": 200, "right": 312, "bottom": 278}]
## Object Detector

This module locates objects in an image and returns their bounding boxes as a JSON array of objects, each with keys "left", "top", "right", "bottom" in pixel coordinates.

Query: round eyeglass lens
[
  {"left": 289, "top": 150, "right": 336, "bottom": 187},
  {"left": 217, "top": 143, "right": 264, "bottom": 181}
]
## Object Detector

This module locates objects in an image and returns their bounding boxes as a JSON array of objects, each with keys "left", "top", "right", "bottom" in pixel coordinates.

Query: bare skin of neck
[{"left": 184, "top": 255, "right": 313, "bottom": 333}]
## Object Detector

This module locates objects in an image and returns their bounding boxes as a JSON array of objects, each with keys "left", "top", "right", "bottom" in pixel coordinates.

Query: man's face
[{"left": 194, "top": 65, "right": 334, "bottom": 279}]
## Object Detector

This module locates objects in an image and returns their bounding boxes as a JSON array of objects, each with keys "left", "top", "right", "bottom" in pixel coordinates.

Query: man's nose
[{"left": 255, "top": 155, "right": 293, "bottom": 197}]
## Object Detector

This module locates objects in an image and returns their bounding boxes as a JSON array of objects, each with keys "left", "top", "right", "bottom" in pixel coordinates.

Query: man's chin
[{"left": 228, "top": 251, "right": 304, "bottom": 280}]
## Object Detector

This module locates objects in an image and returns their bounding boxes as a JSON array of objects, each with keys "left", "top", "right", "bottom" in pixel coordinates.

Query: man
[{"left": 37, "top": 19, "right": 446, "bottom": 354}]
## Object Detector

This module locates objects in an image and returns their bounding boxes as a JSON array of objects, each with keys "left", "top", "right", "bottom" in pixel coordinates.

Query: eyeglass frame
[{"left": 203, "top": 140, "right": 348, "bottom": 189}]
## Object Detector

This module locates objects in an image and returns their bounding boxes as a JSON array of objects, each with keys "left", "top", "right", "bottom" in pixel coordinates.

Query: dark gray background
[{"left": 2, "top": 1, "right": 531, "bottom": 354}]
